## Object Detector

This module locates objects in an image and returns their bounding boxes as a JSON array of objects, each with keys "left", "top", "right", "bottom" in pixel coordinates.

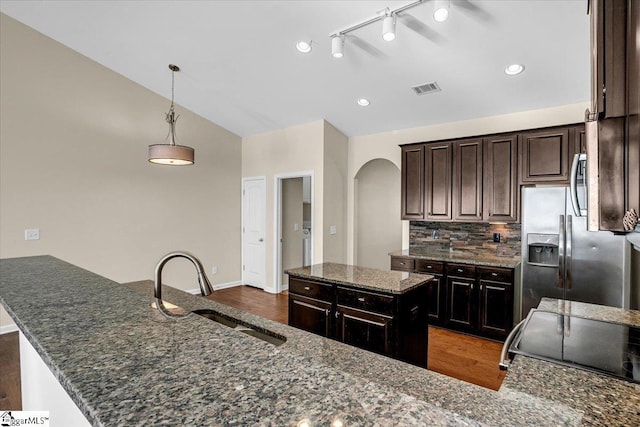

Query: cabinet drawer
[
  {"left": 336, "top": 287, "right": 395, "bottom": 316},
  {"left": 415, "top": 259, "right": 444, "bottom": 274},
  {"left": 390, "top": 257, "right": 415, "bottom": 271},
  {"left": 289, "top": 278, "right": 333, "bottom": 301},
  {"left": 446, "top": 263, "right": 476, "bottom": 278},
  {"left": 478, "top": 267, "right": 513, "bottom": 284}
]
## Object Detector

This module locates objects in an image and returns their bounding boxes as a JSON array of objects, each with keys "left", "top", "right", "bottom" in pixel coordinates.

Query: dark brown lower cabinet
[
  {"left": 446, "top": 275, "right": 475, "bottom": 331},
  {"left": 288, "top": 276, "right": 428, "bottom": 368},
  {"left": 391, "top": 256, "right": 514, "bottom": 340},
  {"left": 288, "top": 293, "right": 333, "bottom": 337},
  {"left": 336, "top": 305, "right": 393, "bottom": 356},
  {"left": 478, "top": 280, "right": 513, "bottom": 338}
]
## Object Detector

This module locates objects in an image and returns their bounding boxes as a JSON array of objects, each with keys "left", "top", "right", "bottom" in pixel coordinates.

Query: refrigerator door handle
[
  {"left": 570, "top": 154, "right": 587, "bottom": 216},
  {"left": 558, "top": 215, "right": 565, "bottom": 289},
  {"left": 566, "top": 215, "right": 572, "bottom": 290}
]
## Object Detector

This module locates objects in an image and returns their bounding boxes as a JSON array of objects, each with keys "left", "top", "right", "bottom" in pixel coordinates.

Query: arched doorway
[{"left": 354, "top": 159, "right": 402, "bottom": 269}]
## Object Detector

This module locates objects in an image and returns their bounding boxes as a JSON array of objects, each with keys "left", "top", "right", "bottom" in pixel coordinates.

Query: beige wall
[
  {"left": 0, "top": 14, "right": 242, "bottom": 328},
  {"left": 242, "top": 120, "right": 325, "bottom": 292},
  {"left": 346, "top": 102, "right": 590, "bottom": 264},
  {"left": 241, "top": 119, "right": 348, "bottom": 291},
  {"left": 322, "top": 121, "right": 348, "bottom": 263},
  {"left": 281, "top": 178, "right": 303, "bottom": 285},
  {"left": 355, "top": 159, "right": 402, "bottom": 269}
]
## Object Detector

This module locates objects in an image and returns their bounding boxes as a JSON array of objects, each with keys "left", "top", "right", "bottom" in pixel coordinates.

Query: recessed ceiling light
[
  {"left": 296, "top": 41, "right": 312, "bottom": 54},
  {"left": 505, "top": 63, "right": 525, "bottom": 75},
  {"left": 357, "top": 98, "right": 370, "bottom": 107}
]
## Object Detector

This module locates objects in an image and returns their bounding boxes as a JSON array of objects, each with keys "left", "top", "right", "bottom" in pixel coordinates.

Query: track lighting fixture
[
  {"left": 433, "top": 0, "right": 450, "bottom": 22},
  {"left": 148, "top": 65, "right": 195, "bottom": 165},
  {"left": 331, "top": 35, "right": 344, "bottom": 58},
  {"left": 382, "top": 12, "right": 396, "bottom": 41},
  {"left": 328, "top": 0, "right": 432, "bottom": 58}
]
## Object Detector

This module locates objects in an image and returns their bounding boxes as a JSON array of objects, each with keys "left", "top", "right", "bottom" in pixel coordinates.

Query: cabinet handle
[
  {"left": 457, "top": 269, "right": 463, "bottom": 273},
  {"left": 304, "top": 286, "right": 311, "bottom": 291},
  {"left": 471, "top": 284, "right": 474, "bottom": 290},
  {"left": 357, "top": 297, "right": 365, "bottom": 302},
  {"left": 491, "top": 273, "right": 498, "bottom": 276},
  {"left": 399, "top": 262, "right": 405, "bottom": 265},
  {"left": 480, "top": 284, "right": 484, "bottom": 291},
  {"left": 426, "top": 266, "right": 432, "bottom": 269}
]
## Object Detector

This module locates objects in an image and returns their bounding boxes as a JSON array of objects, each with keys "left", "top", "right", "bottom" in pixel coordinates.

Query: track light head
[
  {"left": 382, "top": 13, "right": 396, "bottom": 41},
  {"left": 331, "top": 35, "right": 344, "bottom": 58},
  {"left": 433, "top": 0, "right": 450, "bottom": 22}
]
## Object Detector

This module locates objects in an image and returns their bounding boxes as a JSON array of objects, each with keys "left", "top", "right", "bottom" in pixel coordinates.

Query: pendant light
[{"left": 148, "top": 64, "right": 195, "bottom": 166}]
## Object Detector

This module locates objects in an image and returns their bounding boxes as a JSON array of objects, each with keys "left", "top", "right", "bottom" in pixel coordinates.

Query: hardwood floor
[
  {"left": 0, "top": 331, "right": 21, "bottom": 411},
  {"left": 0, "top": 284, "right": 506, "bottom": 410}
]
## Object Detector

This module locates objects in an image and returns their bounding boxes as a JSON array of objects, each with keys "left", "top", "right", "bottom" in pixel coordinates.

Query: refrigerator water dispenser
[{"left": 527, "top": 234, "right": 559, "bottom": 267}]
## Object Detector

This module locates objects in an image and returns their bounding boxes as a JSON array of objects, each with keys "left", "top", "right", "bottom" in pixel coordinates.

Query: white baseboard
[
  {"left": 186, "top": 280, "right": 242, "bottom": 294},
  {"left": 0, "top": 323, "right": 19, "bottom": 335}
]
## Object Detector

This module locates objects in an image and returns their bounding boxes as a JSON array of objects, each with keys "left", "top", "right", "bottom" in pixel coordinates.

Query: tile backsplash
[{"left": 410, "top": 221, "right": 521, "bottom": 258}]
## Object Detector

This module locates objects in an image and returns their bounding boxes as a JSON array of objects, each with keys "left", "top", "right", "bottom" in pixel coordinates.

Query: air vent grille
[{"left": 412, "top": 81, "right": 441, "bottom": 95}]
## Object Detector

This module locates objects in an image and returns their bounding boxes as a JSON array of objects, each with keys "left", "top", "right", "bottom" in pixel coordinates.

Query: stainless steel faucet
[{"left": 153, "top": 251, "right": 213, "bottom": 317}]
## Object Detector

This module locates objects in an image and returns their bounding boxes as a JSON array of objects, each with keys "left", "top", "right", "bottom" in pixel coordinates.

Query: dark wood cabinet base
[{"left": 288, "top": 276, "right": 429, "bottom": 368}]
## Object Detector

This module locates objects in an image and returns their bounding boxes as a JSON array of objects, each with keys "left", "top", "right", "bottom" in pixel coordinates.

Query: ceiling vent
[{"left": 412, "top": 81, "right": 441, "bottom": 95}]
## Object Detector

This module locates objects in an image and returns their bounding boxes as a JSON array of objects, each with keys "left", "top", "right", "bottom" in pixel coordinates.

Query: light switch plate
[
  {"left": 25, "top": 228, "right": 40, "bottom": 241},
  {"left": 330, "top": 226, "right": 337, "bottom": 235}
]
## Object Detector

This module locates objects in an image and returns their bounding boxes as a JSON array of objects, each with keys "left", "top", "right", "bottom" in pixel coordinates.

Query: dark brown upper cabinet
[
  {"left": 452, "top": 139, "right": 483, "bottom": 222},
  {"left": 483, "top": 134, "right": 518, "bottom": 222},
  {"left": 519, "top": 127, "right": 571, "bottom": 184},
  {"left": 425, "top": 143, "right": 452, "bottom": 221},
  {"left": 590, "top": 0, "right": 628, "bottom": 120},
  {"left": 401, "top": 145, "right": 424, "bottom": 220}
]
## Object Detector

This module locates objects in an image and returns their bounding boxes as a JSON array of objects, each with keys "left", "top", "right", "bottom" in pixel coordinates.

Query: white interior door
[{"left": 242, "top": 177, "right": 266, "bottom": 288}]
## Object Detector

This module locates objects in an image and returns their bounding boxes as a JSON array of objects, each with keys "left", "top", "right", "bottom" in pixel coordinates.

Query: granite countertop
[
  {"left": 389, "top": 249, "right": 521, "bottom": 269},
  {"left": 1, "top": 255, "right": 638, "bottom": 426},
  {"left": 502, "top": 298, "right": 640, "bottom": 426},
  {"left": 285, "top": 262, "right": 433, "bottom": 294}
]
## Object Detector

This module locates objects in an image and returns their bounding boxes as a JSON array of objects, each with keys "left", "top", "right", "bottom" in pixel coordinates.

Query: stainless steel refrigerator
[{"left": 520, "top": 185, "right": 629, "bottom": 320}]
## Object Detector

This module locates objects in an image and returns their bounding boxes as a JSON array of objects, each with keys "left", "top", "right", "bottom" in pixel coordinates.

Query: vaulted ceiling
[{"left": 0, "top": 1, "right": 590, "bottom": 137}]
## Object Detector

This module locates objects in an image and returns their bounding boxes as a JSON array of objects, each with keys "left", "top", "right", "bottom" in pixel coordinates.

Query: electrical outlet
[
  {"left": 493, "top": 233, "right": 501, "bottom": 243},
  {"left": 294, "top": 223, "right": 299, "bottom": 231},
  {"left": 25, "top": 228, "right": 40, "bottom": 241},
  {"left": 211, "top": 266, "right": 218, "bottom": 274}
]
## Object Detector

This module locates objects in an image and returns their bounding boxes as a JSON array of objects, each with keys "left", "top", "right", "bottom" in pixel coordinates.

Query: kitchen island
[
  {"left": 1, "top": 255, "right": 639, "bottom": 426},
  {"left": 285, "top": 263, "right": 433, "bottom": 368}
]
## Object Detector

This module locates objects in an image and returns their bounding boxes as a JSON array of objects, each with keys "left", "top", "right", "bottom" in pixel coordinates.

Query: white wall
[
  {"left": 355, "top": 159, "right": 402, "bottom": 269},
  {"left": 0, "top": 14, "right": 242, "bottom": 328},
  {"left": 346, "top": 102, "right": 589, "bottom": 264}
]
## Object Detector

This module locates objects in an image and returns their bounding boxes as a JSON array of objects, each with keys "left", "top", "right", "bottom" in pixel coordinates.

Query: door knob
[{"left": 259, "top": 238, "right": 264, "bottom": 242}]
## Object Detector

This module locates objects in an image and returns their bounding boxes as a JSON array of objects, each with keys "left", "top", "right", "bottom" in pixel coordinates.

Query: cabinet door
[
  {"left": 446, "top": 276, "right": 475, "bottom": 330},
  {"left": 426, "top": 275, "right": 445, "bottom": 324},
  {"left": 401, "top": 145, "right": 425, "bottom": 219},
  {"left": 453, "top": 139, "right": 483, "bottom": 222},
  {"left": 478, "top": 280, "right": 513, "bottom": 338},
  {"left": 483, "top": 134, "right": 518, "bottom": 222},
  {"left": 519, "top": 127, "right": 571, "bottom": 184},
  {"left": 425, "top": 143, "right": 452, "bottom": 220},
  {"left": 288, "top": 294, "right": 333, "bottom": 337},
  {"left": 336, "top": 306, "right": 394, "bottom": 357}
]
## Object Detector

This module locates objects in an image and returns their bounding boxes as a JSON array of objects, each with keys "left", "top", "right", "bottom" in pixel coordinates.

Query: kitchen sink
[{"left": 192, "top": 309, "right": 286, "bottom": 346}]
